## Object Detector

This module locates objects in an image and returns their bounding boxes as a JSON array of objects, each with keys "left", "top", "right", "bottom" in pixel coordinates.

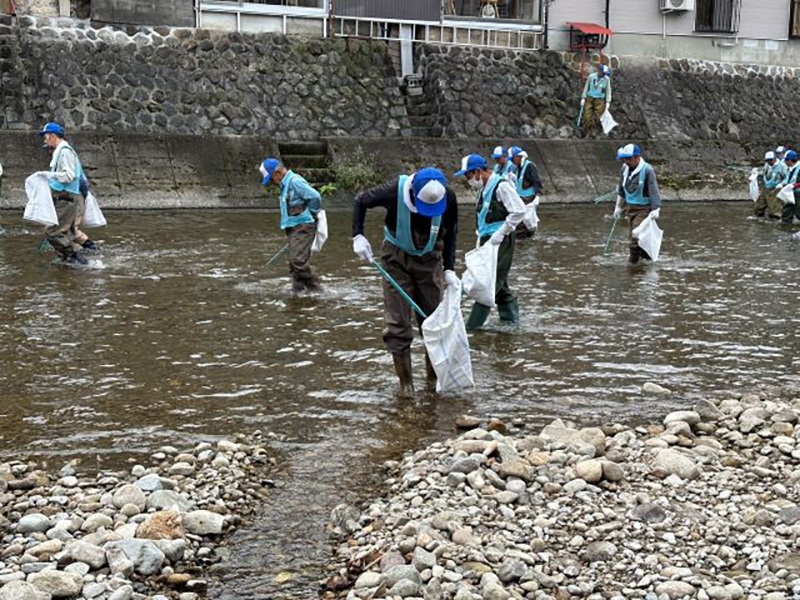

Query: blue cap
[
  {"left": 454, "top": 154, "right": 488, "bottom": 177},
  {"left": 412, "top": 167, "right": 448, "bottom": 218},
  {"left": 39, "top": 122, "right": 65, "bottom": 137},
  {"left": 617, "top": 144, "right": 641, "bottom": 159},
  {"left": 259, "top": 158, "right": 280, "bottom": 186},
  {"left": 601, "top": 64, "right": 611, "bottom": 76},
  {"left": 491, "top": 146, "right": 506, "bottom": 159},
  {"left": 786, "top": 150, "right": 798, "bottom": 162},
  {"left": 508, "top": 146, "right": 524, "bottom": 159}
]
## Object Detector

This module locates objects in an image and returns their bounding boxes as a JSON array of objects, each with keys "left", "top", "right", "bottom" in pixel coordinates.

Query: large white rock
[
  {"left": 0, "top": 581, "right": 52, "bottom": 600},
  {"left": 28, "top": 571, "right": 82, "bottom": 598},
  {"left": 183, "top": 510, "right": 225, "bottom": 536},
  {"left": 112, "top": 485, "right": 146, "bottom": 511},
  {"left": 664, "top": 411, "right": 701, "bottom": 426},
  {"left": 653, "top": 449, "right": 700, "bottom": 480},
  {"left": 67, "top": 541, "right": 106, "bottom": 570}
]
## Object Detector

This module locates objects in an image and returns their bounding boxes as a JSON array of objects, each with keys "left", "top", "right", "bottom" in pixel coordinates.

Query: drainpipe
[
  {"left": 605, "top": 0, "right": 610, "bottom": 29},
  {"left": 542, "top": 0, "right": 549, "bottom": 50}
]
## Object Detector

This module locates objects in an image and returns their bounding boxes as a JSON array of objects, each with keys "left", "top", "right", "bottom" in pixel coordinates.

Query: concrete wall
[
  {"left": 91, "top": 0, "right": 195, "bottom": 27},
  {"left": 0, "top": 132, "right": 764, "bottom": 210}
]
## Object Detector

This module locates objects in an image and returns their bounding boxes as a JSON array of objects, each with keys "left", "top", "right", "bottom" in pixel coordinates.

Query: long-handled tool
[
  {"left": 576, "top": 103, "right": 585, "bottom": 128},
  {"left": 603, "top": 218, "right": 619, "bottom": 256},
  {"left": 592, "top": 189, "right": 617, "bottom": 204},
  {"left": 266, "top": 243, "right": 288, "bottom": 268},
  {"left": 373, "top": 261, "right": 428, "bottom": 320}
]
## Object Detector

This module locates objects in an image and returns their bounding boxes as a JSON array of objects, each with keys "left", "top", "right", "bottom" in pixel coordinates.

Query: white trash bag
[
  {"left": 632, "top": 217, "right": 663, "bottom": 262},
  {"left": 422, "top": 281, "right": 474, "bottom": 393},
  {"left": 778, "top": 183, "right": 796, "bottom": 206},
  {"left": 462, "top": 241, "right": 499, "bottom": 308},
  {"left": 24, "top": 172, "right": 58, "bottom": 227},
  {"left": 524, "top": 196, "right": 540, "bottom": 231},
  {"left": 749, "top": 168, "right": 760, "bottom": 203},
  {"left": 312, "top": 210, "right": 328, "bottom": 253},
  {"left": 601, "top": 109, "right": 618, "bottom": 135},
  {"left": 82, "top": 192, "right": 107, "bottom": 228}
]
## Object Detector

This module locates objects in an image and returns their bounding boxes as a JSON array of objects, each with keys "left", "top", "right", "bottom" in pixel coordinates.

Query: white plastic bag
[
  {"left": 749, "top": 168, "right": 760, "bottom": 202},
  {"left": 23, "top": 172, "right": 58, "bottom": 227},
  {"left": 312, "top": 210, "right": 328, "bottom": 253},
  {"left": 632, "top": 217, "right": 663, "bottom": 262},
  {"left": 778, "top": 183, "right": 796, "bottom": 206},
  {"left": 462, "top": 241, "right": 499, "bottom": 308},
  {"left": 524, "top": 197, "right": 540, "bottom": 231},
  {"left": 82, "top": 192, "right": 107, "bottom": 228},
  {"left": 601, "top": 109, "right": 618, "bottom": 135},
  {"left": 422, "top": 281, "right": 474, "bottom": 393}
]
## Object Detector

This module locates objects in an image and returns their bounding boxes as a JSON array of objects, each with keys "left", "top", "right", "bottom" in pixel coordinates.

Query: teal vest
[
  {"left": 494, "top": 162, "right": 515, "bottom": 178},
  {"left": 786, "top": 163, "right": 800, "bottom": 186},
  {"left": 623, "top": 162, "right": 650, "bottom": 206},
  {"left": 383, "top": 175, "right": 441, "bottom": 256},
  {"left": 49, "top": 143, "right": 83, "bottom": 195},
  {"left": 280, "top": 171, "right": 316, "bottom": 230},
  {"left": 586, "top": 73, "right": 609, "bottom": 99},
  {"left": 477, "top": 175, "right": 507, "bottom": 238},
  {"left": 515, "top": 160, "right": 536, "bottom": 199}
]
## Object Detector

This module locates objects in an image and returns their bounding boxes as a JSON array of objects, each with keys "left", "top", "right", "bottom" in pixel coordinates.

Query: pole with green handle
[
  {"left": 265, "top": 243, "right": 289, "bottom": 268},
  {"left": 372, "top": 260, "right": 428, "bottom": 320},
  {"left": 603, "top": 218, "right": 619, "bottom": 256}
]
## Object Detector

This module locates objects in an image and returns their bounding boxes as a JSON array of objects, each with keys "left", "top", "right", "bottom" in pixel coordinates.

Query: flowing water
[{"left": 1, "top": 204, "right": 798, "bottom": 598}]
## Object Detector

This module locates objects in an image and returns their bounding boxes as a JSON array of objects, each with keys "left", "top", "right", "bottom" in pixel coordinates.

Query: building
[{"left": 548, "top": 0, "right": 800, "bottom": 67}]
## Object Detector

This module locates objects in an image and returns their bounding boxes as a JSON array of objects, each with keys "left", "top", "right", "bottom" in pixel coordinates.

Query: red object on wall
[{"left": 566, "top": 22, "right": 614, "bottom": 81}]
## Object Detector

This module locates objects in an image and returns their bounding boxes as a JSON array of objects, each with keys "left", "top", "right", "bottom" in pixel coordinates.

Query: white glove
[
  {"left": 648, "top": 208, "right": 661, "bottom": 220},
  {"left": 532, "top": 196, "right": 540, "bottom": 207},
  {"left": 489, "top": 229, "right": 505, "bottom": 246},
  {"left": 613, "top": 196, "right": 623, "bottom": 220},
  {"left": 352, "top": 234, "right": 373, "bottom": 263},
  {"left": 580, "top": 98, "right": 586, "bottom": 107},
  {"left": 444, "top": 270, "right": 459, "bottom": 288}
]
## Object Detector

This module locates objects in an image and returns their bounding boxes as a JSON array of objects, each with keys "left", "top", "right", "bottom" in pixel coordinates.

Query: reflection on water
[{"left": 1, "top": 204, "right": 798, "bottom": 598}]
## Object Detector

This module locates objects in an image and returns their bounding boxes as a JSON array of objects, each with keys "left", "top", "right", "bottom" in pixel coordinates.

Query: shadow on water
[{"left": 1, "top": 203, "right": 799, "bottom": 598}]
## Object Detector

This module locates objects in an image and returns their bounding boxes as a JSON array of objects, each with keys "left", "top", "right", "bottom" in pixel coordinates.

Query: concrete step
[
  {"left": 402, "top": 126, "right": 443, "bottom": 138},
  {"left": 295, "top": 168, "right": 335, "bottom": 184},
  {"left": 278, "top": 141, "right": 328, "bottom": 156},
  {"left": 408, "top": 115, "right": 436, "bottom": 127},
  {"left": 281, "top": 154, "right": 329, "bottom": 169},
  {"left": 405, "top": 103, "right": 431, "bottom": 117}
]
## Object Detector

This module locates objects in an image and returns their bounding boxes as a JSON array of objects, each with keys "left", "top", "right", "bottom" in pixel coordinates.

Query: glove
[
  {"left": 532, "top": 196, "right": 540, "bottom": 207},
  {"left": 613, "top": 196, "right": 623, "bottom": 220},
  {"left": 580, "top": 98, "right": 586, "bottom": 107},
  {"left": 352, "top": 234, "right": 373, "bottom": 263},
  {"left": 444, "top": 270, "right": 459, "bottom": 288},
  {"left": 489, "top": 229, "right": 505, "bottom": 246},
  {"left": 648, "top": 208, "right": 661, "bottom": 221}
]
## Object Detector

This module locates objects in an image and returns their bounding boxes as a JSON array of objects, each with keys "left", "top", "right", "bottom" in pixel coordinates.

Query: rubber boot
[
  {"left": 466, "top": 303, "right": 492, "bottom": 332},
  {"left": 392, "top": 351, "right": 414, "bottom": 398},
  {"left": 628, "top": 246, "right": 641, "bottom": 265},
  {"left": 424, "top": 353, "right": 437, "bottom": 392},
  {"left": 497, "top": 299, "right": 519, "bottom": 324}
]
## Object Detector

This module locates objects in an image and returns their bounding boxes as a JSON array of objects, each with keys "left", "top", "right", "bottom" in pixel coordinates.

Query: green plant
[
  {"left": 319, "top": 183, "right": 339, "bottom": 196},
  {"left": 333, "top": 149, "right": 382, "bottom": 191}
]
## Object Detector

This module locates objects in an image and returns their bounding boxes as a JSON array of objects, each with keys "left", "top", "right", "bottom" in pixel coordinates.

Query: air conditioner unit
[{"left": 660, "top": 0, "right": 695, "bottom": 12}]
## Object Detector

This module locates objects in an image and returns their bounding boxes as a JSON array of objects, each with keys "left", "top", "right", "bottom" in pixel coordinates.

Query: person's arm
[
  {"left": 291, "top": 178, "right": 322, "bottom": 216},
  {"left": 617, "top": 168, "right": 626, "bottom": 198},
  {"left": 442, "top": 188, "right": 459, "bottom": 272},
  {"left": 606, "top": 78, "right": 612, "bottom": 105},
  {"left": 52, "top": 148, "right": 77, "bottom": 184},
  {"left": 79, "top": 172, "right": 90, "bottom": 198},
  {"left": 496, "top": 181, "right": 526, "bottom": 232},
  {"left": 646, "top": 167, "right": 661, "bottom": 209},
  {"left": 352, "top": 179, "right": 397, "bottom": 238},
  {"left": 529, "top": 163, "right": 543, "bottom": 195}
]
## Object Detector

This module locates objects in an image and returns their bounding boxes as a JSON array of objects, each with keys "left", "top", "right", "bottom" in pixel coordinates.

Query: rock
[
  {"left": 384, "top": 565, "right": 422, "bottom": 588},
  {"left": 655, "top": 581, "right": 696, "bottom": 599},
  {"left": 168, "top": 462, "right": 195, "bottom": 477},
  {"left": 67, "top": 541, "right": 106, "bottom": 569},
  {"left": 497, "top": 559, "right": 526, "bottom": 583},
  {"left": 497, "top": 460, "right": 531, "bottom": 481},
  {"left": 134, "top": 473, "right": 163, "bottom": 492},
  {"left": 653, "top": 449, "right": 700, "bottom": 479},
  {"left": 412, "top": 547, "right": 436, "bottom": 572},
  {"left": 455, "top": 415, "right": 482, "bottom": 430},
  {"left": 449, "top": 458, "right": 480, "bottom": 475},
  {"left": 452, "top": 528, "right": 476, "bottom": 546},
  {"left": 0, "top": 581, "right": 51, "bottom": 600},
  {"left": 664, "top": 411, "right": 701, "bottom": 426},
  {"left": 105, "top": 547, "right": 134, "bottom": 577},
  {"left": 17, "top": 514, "right": 50, "bottom": 533},
  {"left": 155, "top": 539, "right": 187, "bottom": 563},
  {"left": 388, "top": 580, "right": 420, "bottom": 598},
  {"left": 643, "top": 382, "right": 672, "bottom": 395},
  {"left": 112, "top": 484, "right": 147, "bottom": 511},
  {"left": 602, "top": 461, "right": 625, "bottom": 482},
  {"left": 183, "top": 510, "right": 225, "bottom": 536},
  {"left": 28, "top": 571, "right": 82, "bottom": 598},
  {"left": 354, "top": 571, "right": 382, "bottom": 589},
  {"left": 146, "top": 490, "right": 193, "bottom": 512},
  {"left": 105, "top": 540, "right": 165, "bottom": 576},
  {"left": 694, "top": 399, "right": 723, "bottom": 421},
  {"left": 705, "top": 586, "right": 732, "bottom": 600},
  {"left": 630, "top": 502, "right": 667, "bottom": 524},
  {"left": 573, "top": 459, "right": 603, "bottom": 483},
  {"left": 27, "top": 540, "right": 62, "bottom": 559},
  {"left": 81, "top": 514, "right": 113, "bottom": 533},
  {"left": 137, "top": 510, "right": 184, "bottom": 540},
  {"left": 380, "top": 551, "right": 405, "bottom": 573},
  {"left": 780, "top": 505, "right": 800, "bottom": 525},
  {"left": 585, "top": 541, "right": 617, "bottom": 562}
]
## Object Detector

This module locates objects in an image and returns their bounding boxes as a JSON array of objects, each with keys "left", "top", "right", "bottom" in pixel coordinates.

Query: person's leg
[
  {"left": 626, "top": 205, "right": 649, "bottom": 264},
  {"left": 287, "top": 223, "right": 321, "bottom": 292},
  {"left": 754, "top": 191, "right": 768, "bottom": 217},
  {"left": 381, "top": 244, "right": 417, "bottom": 396},
  {"left": 767, "top": 191, "right": 783, "bottom": 219},
  {"left": 495, "top": 233, "right": 518, "bottom": 323},
  {"left": 781, "top": 201, "right": 795, "bottom": 225},
  {"left": 45, "top": 198, "right": 79, "bottom": 260}
]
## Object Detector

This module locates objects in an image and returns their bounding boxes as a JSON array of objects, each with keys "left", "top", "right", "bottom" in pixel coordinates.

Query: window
[
  {"left": 695, "top": 0, "right": 739, "bottom": 33},
  {"left": 446, "top": 0, "right": 540, "bottom": 22},
  {"left": 792, "top": 0, "right": 800, "bottom": 38}
]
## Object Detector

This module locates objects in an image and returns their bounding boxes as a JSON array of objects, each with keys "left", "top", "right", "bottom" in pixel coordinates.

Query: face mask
[{"left": 468, "top": 177, "right": 483, "bottom": 191}]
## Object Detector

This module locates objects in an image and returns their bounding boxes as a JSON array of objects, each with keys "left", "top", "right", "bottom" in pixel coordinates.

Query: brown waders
[
  {"left": 45, "top": 192, "right": 81, "bottom": 260},
  {"left": 754, "top": 189, "right": 782, "bottom": 219},
  {"left": 781, "top": 194, "right": 800, "bottom": 225},
  {"left": 286, "top": 222, "right": 322, "bottom": 293},
  {"left": 583, "top": 98, "right": 606, "bottom": 130},
  {"left": 380, "top": 240, "right": 444, "bottom": 396},
  {"left": 466, "top": 233, "right": 518, "bottom": 331},
  {"left": 622, "top": 201, "right": 652, "bottom": 264}
]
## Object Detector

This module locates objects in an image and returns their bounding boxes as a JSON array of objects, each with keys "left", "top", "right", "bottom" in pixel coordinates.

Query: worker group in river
[{"left": 752, "top": 145, "right": 800, "bottom": 225}]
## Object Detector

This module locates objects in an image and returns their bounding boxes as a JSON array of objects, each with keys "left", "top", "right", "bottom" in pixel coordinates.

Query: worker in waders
[
  {"left": 455, "top": 154, "right": 525, "bottom": 331},
  {"left": 39, "top": 122, "right": 88, "bottom": 266},
  {"left": 780, "top": 150, "right": 800, "bottom": 225},
  {"left": 612, "top": 144, "right": 662, "bottom": 265},
  {"left": 352, "top": 168, "right": 459, "bottom": 396},
  {"left": 509, "top": 146, "right": 542, "bottom": 238},
  {"left": 260, "top": 158, "right": 323, "bottom": 293},
  {"left": 756, "top": 151, "right": 787, "bottom": 220},
  {"left": 492, "top": 146, "right": 517, "bottom": 184},
  {"left": 581, "top": 63, "right": 612, "bottom": 131}
]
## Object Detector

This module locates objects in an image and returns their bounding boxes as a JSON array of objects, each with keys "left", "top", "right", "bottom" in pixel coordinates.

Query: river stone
[
  {"left": 388, "top": 580, "right": 419, "bottom": 598},
  {"left": 497, "top": 460, "right": 531, "bottom": 481},
  {"left": 0, "top": 581, "right": 51, "bottom": 600},
  {"left": 653, "top": 449, "right": 700, "bottom": 479},
  {"left": 602, "top": 461, "right": 625, "bottom": 482},
  {"left": 585, "top": 541, "right": 617, "bottom": 562},
  {"left": 62, "top": 563, "right": 89, "bottom": 577},
  {"left": 380, "top": 551, "right": 405, "bottom": 573},
  {"left": 112, "top": 485, "right": 146, "bottom": 511},
  {"left": 137, "top": 510, "right": 183, "bottom": 540},
  {"left": 81, "top": 583, "right": 105, "bottom": 599},
  {"left": 184, "top": 510, "right": 225, "bottom": 535},
  {"left": 81, "top": 514, "right": 113, "bottom": 533},
  {"left": 573, "top": 459, "right": 603, "bottom": 483},
  {"left": 706, "top": 586, "right": 732, "bottom": 600},
  {"left": 105, "top": 540, "right": 165, "bottom": 576},
  {"left": 768, "top": 553, "right": 800, "bottom": 573},
  {"left": 694, "top": 399, "right": 724, "bottom": 421},
  {"left": 146, "top": 490, "right": 193, "bottom": 512},
  {"left": 68, "top": 541, "right": 107, "bottom": 569},
  {"left": 412, "top": 547, "right": 436, "bottom": 572},
  {"left": 28, "top": 571, "right": 82, "bottom": 598},
  {"left": 28, "top": 540, "right": 62, "bottom": 559},
  {"left": 106, "top": 547, "right": 134, "bottom": 577},
  {"left": 155, "top": 539, "right": 187, "bottom": 563},
  {"left": 168, "top": 462, "right": 195, "bottom": 476},
  {"left": 655, "top": 581, "right": 696, "bottom": 599},
  {"left": 134, "top": 474, "right": 163, "bottom": 492},
  {"left": 497, "top": 559, "right": 526, "bottom": 583},
  {"left": 643, "top": 382, "right": 672, "bottom": 395},
  {"left": 107, "top": 586, "right": 133, "bottom": 600},
  {"left": 482, "top": 582, "right": 510, "bottom": 600},
  {"left": 664, "top": 411, "right": 701, "bottom": 426},
  {"left": 780, "top": 505, "right": 800, "bottom": 525},
  {"left": 449, "top": 458, "right": 480, "bottom": 475},
  {"left": 18, "top": 514, "right": 50, "bottom": 533},
  {"left": 630, "top": 502, "right": 667, "bottom": 524},
  {"left": 384, "top": 564, "right": 422, "bottom": 588},
  {"left": 354, "top": 571, "right": 382, "bottom": 589}
]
